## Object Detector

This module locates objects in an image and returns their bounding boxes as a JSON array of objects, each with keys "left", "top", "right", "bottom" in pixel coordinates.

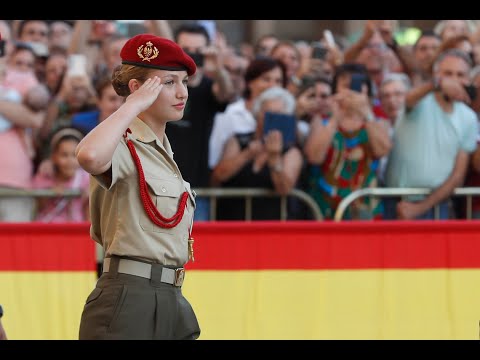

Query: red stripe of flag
[
  {"left": 2, "top": 221, "right": 480, "bottom": 271},
  {"left": 187, "top": 221, "right": 480, "bottom": 270},
  {"left": 0, "top": 223, "right": 95, "bottom": 271}
]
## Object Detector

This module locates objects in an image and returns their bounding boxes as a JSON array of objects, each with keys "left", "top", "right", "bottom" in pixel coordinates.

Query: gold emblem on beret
[{"left": 137, "top": 41, "right": 159, "bottom": 62}]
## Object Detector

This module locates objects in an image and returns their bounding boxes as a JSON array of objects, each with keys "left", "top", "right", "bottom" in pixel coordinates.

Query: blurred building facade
[{"left": 160, "top": 20, "right": 444, "bottom": 46}]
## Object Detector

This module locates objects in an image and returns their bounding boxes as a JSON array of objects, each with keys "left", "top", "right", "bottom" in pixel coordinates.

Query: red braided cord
[{"left": 124, "top": 131, "right": 188, "bottom": 229}]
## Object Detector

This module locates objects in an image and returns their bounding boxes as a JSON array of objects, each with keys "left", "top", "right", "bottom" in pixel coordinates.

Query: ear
[{"left": 128, "top": 78, "right": 141, "bottom": 93}]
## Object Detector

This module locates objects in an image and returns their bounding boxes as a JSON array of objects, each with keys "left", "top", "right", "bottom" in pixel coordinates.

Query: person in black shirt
[{"left": 168, "top": 24, "right": 235, "bottom": 220}]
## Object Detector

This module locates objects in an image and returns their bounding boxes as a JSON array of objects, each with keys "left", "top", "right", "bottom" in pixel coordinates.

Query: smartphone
[
  {"left": 464, "top": 84, "right": 477, "bottom": 102},
  {"left": 186, "top": 51, "right": 204, "bottom": 67},
  {"left": 311, "top": 42, "right": 328, "bottom": 60},
  {"left": 323, "top": 30, "right": 335, "bottom": 48},
  {"left": 67, "top": 54, "right": 87, "bottom": 77},
  {"left": 197, "top": 20, "right": 216, "bottom": 42},
  {"left": 0, "top": 40, "right": 5, "bottom": 58},
  {"left": 263, "top": 112, "right": 297, "bottom": 149},
  {"left": 350, "top": 73, "right": 367, "bottom": 93}
]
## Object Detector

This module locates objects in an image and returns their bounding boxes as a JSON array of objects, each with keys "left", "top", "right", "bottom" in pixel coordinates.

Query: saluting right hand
[{"left": 126, "top": 76, "right": 164, "bottom": 113}]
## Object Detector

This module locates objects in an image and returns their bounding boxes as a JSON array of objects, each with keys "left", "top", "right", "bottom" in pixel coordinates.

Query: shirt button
[
  {"left": 173, "top": 173, "right": 178, "bottom": 178},
  {"left": 161, "top": 187, "right": 166, "bottom": 193}
]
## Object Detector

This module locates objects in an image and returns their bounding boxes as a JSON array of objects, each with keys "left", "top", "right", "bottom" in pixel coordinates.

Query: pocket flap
[
  {"left": 85, "top": 287, "right": 103, "bottom": 304},
  {"left": 183, "top": 180, "right": 196, "bottom": 209},
  {"left": 146, "top": 178, "right": 181, "bottom": 198}
]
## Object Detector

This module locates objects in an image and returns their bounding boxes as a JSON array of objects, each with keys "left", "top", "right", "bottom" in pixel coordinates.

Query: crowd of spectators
[{"left": 1, "top": 19, "right": 479, "bottom": 222}]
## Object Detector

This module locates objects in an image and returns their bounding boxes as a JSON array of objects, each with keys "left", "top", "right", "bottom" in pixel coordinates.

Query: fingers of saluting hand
[{"left": 142, "top": 76, "right": 163, "bottom": 91}]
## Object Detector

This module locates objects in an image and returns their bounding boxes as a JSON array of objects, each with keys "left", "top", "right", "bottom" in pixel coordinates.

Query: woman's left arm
[
  {"left": 269, "top": 147, "right": 303, "bottom": 195},
  {"left": 266, "top": 130, "right": 303, "bottom": 195}
]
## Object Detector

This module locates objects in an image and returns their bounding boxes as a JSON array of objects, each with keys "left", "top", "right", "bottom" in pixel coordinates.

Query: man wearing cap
[{"left": 76, "top": 34, "right": 200, "bottom": 340}]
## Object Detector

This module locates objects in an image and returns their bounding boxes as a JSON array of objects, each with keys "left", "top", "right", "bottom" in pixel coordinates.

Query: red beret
[{"left": 120, "top": 34, "right": 196, "bottom": 76}]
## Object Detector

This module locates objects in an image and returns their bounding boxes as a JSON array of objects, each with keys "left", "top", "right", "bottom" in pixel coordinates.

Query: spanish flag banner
[
  {"left": 0, "top": 224, "right": 96, "bottom": 340},
  {"left": 1, "top": 221, "right": 480, "bottom": 339},
  {"left": 184, "top": 221, "right": 480, "bottom": 340}
]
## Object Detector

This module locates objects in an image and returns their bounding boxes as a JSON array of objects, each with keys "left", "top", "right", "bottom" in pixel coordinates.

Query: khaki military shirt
[{"left": 89, "top": 117, "right": 196, "bottom": 266}]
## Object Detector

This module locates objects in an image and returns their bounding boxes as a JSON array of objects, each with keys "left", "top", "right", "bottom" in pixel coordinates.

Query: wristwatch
[{"left": 0, "top": 304, "right": 3, "bottom": 318}]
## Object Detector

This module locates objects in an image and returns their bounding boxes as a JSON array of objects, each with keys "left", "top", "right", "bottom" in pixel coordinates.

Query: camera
[
  {"left": 0, "top": 40, "right": 5, "bottom": 58},
  {"left": 311, "top": 42, "right": 328, "bottom": 60},
  {"left": 186, "top": 51, "right": 204, "bottom": 67},
  {"left": 464, "top": 84, "right": 477, "bottom": 102}
]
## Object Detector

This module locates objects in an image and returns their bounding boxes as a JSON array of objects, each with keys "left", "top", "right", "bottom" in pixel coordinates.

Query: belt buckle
[{"left": 174, "top": 268, "right": 185, "bottom": 287}]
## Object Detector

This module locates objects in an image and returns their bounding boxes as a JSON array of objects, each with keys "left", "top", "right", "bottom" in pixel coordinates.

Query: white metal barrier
[
  {"left": 0, "top": 187, "right": 323, "bottom": 221},
  {"left": 333, "top": 187, "right": 480, "bottom": 221},
  {"left": 192, "top": 188, "right": 323, "bottom": 221}
]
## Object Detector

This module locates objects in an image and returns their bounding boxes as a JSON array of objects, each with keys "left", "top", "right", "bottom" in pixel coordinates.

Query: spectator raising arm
[
  {"left": 145, "top": 20, "right": 174, "bottom": 41},
  {"left": 0, "top": 100, "right": 45, "bottom": 129}
]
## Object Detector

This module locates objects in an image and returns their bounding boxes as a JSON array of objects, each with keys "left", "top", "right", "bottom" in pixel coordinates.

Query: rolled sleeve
[{"left": 93, "top": 141, "right": 133, "bottom": 190}]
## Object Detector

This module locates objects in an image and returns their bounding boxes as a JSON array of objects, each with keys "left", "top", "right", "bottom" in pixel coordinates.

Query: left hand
[
  {"left": 37, "top": 159, "right": 54, "bottom": 178},
  {"left": 396, "top": 200, "right": 426, "bottom": 220},
  {"left": 374, "top": 20, "right": 395, "bottom": 46},
  {"left": 336, "top": 89, "right": 371, "bottom": 118},
  {"left": 264, "top": 130, "right": 283, "bottom": 157},
  {"left": 203, "top": 46, "right": 223, "bottom": 73}
]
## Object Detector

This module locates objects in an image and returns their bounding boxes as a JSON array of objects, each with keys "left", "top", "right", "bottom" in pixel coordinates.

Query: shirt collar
[{"left": 128, "top": 117, "right": 174, "bottom": 157}]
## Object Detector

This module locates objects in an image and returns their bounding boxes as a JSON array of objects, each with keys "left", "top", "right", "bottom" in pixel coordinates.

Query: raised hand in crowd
[
  {"left": 335, "top": 88, "right": 372, "bottom": 118},
  {"left": 202, "top": 45, "right": 223, "bottom": 76},
  {"left": 343, "top": 20, "right": 379, "bottom": 63},
  {"left": 247, "top": 139, "right": 264, "bottom": 160},
  {"left": 436, "top": 76, "right": 472, "bottom": 104},
  {"left": 264, "top": 130, "right": 283, "bottom": 162}
]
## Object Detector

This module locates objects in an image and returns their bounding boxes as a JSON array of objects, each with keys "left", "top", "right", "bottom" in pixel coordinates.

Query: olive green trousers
[{"left": 79, "top": 257, "right": 200, "bottom": 340}]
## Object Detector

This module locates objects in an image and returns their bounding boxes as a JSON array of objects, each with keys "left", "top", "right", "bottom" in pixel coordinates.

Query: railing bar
[
  {"left": 210, "top": 196, "right": 217, "bottom": 221},
  {"left": 467, "top": 195, "right": 472, "bottom": 220},
  {"left": 280, "top": 196, "right": 287, "bottom": 221},
  {"left": 334, "top": 187, "right": 480, "bottom": 221},
  {"left": 245, "top": 196, "right": 252, "bottom": 221}
]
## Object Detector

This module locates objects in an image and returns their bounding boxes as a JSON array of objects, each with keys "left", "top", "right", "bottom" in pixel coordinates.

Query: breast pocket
[{"left": 139, "top": 177, "right": 183, "bottom": 233}]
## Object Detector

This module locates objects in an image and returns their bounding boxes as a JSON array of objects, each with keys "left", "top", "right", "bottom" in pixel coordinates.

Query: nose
[{"left": 176, "top": 84, "right": 188, "bottom": 100}]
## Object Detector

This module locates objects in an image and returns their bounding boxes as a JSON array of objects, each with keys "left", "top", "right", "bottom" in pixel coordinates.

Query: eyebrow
[{"left": 163, "top": 73, "right": 189, "bottom": 80}]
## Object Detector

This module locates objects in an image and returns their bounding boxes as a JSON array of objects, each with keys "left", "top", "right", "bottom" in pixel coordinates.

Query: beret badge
[{"left": 137, "top": 41, "right": 159, "bottom": 62}]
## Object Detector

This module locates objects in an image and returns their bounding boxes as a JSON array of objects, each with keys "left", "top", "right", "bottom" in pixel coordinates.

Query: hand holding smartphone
[
  {"left": 0, "top": 40, "right": 5, "bottom": 58},
  {"left": 186, "top": 51, "right": 205, "bottom": 67},
  {"left": 323, "top": 30, "right": 335, "bottom": 48},
  {"left": 263, "top": 112, "right": 297, "bottom": 149},
  {"left": 350, "top": 73, "right": 367, "bottom": 93},
  {"left": 311, "top": 42, "right": 328, "bottom": 60},
  {"left": 67, "top": 54, "right": 88, "bottom": 77},
  {"left": 464, "top": 84, "right": 477, "bottom": 102}
]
